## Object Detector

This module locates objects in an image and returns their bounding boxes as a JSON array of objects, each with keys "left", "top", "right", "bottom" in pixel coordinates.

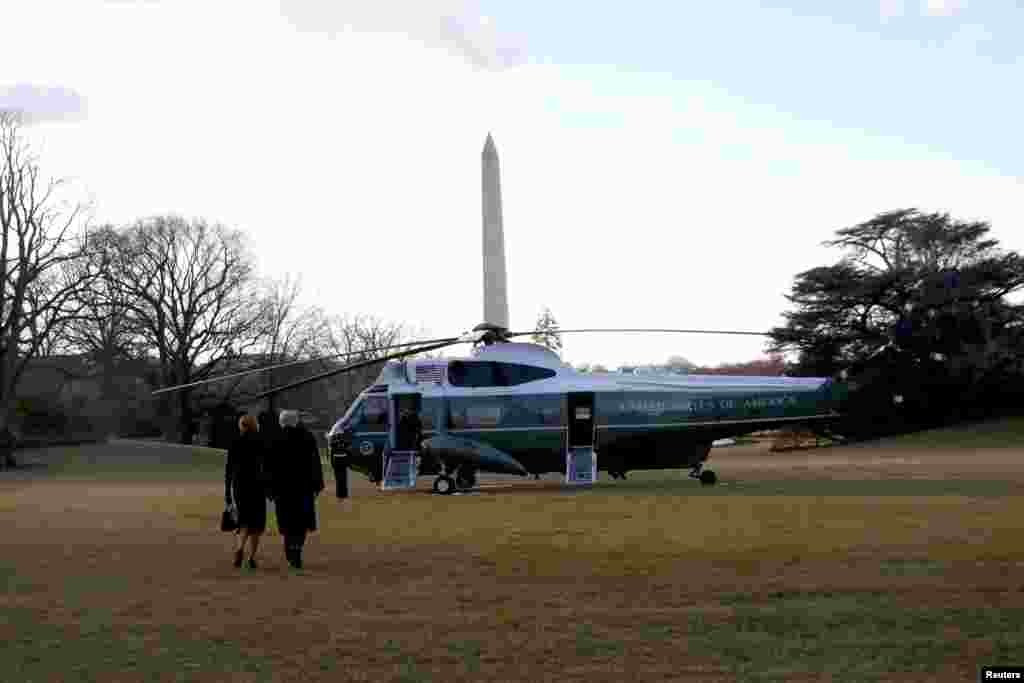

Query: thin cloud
[
  {"left": 880, "top": 0, "right": 906, "bottom": 21},
  {"left": 0, "top": 83, "right": 87, "bottom": 123},
  {"left": 438, "top": 12, "right": 527, "bottom": 71},
  {"left": 278, "top": 0, "right": 527, "bottom": 71},
  {"left": 922, "top": 0, "right": 967, "bottom": 17},
  {"left": 879, "top": 0, "right": 967, "bottom": 20}
]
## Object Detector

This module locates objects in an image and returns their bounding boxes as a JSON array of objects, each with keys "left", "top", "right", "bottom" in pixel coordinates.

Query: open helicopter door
[
  {"left": 381, "top": 392, "right": 422, "bottom": 491},
  {"left": 565, "top": 392, "right": 597, "bottom": 485}
]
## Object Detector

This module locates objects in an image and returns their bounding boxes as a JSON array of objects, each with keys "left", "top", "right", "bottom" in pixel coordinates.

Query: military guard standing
[{"left": 331, "top": 427, "right": 351, "bottom": 499}]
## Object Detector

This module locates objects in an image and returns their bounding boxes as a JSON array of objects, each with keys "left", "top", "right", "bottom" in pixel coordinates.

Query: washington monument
[{"left": 481, "top": 133, "right": 510, "bottom": 332}]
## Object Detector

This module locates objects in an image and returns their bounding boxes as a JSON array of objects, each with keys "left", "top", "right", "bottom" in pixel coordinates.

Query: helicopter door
[
  {"left": 381, "top": 393, "right": 422, "bottom": 491},
  {"left": 568, "top": 392, "right": 595, "bottom": 447},
  {"left": 566, "top": 392, "right": 597, "bottom": 485}
]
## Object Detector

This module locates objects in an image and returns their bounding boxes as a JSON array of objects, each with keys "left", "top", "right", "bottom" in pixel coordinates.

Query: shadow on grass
[
  {"left": 0, "top": 561, "right": 40, "bottom": 595},
  {"left": 678, "top": 591, "right": 1024, "bottom": 680},
  {"left": 850, "top": 416, "right": 1024, "bottom": 449},
  {"left": 7, "top": 587, "right": 1024, "bottom": 681},
  {"left": 575, "top": 622, "right": 624, "bottom": 658},
  {"left": 4, "top": 607, "right": 276, "bottom": 682},
  {"left": 583, "top": 477, "right": 1023, "bottom": 497},
  {"left": 6, "top": 441, "right": 227, "bottom": 483},
  {"left": 446, "top": 639, "right": 482, "bottom": 674},
  {"left": 382, "top": 639, "right": 432, "bottom": 683}
]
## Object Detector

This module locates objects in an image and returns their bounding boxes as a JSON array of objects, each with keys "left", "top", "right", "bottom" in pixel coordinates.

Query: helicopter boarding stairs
[
  {"left": 565, "top": 392, "right": 598, "bottom": 486},
  {"left": 381, "top": 450, "right": 419, "bottom": 491},
  {"left": 565, "top": 446, "right": 597, "bottom": 485}
]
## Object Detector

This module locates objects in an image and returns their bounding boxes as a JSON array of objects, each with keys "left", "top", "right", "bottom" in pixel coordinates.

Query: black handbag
[{"left": 221, "top": 505, "right": 239, "bottom": 532}]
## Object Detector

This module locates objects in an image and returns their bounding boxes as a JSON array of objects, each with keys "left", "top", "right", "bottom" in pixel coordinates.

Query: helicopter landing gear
[
  {"left": 455, "top": 467, "right": 477, "bottom": 491},
  {"left": 432, "top": 463, "right": 475, "bottom": 495},
  {"left": 432, "top": 475, "right": 455, "bottom": 495},
  {"left": 689, "top": 463, "right": 718, "bottom": 486}
]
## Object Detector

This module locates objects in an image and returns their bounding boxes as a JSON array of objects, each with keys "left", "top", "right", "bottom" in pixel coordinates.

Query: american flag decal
[{"left": 415, "top": 364, "right": 445, "bottom": 384}]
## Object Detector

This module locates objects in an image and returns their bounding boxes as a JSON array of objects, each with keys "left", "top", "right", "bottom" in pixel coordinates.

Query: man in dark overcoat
[
  {"left": 396, "top": 409, "right": 423, "bottom": 451},
  {"left": 0, "top": 427, "right": 17, "bottom": 470},
  {"left": 267, "top": 409, "right": 325, "bottom": 569}
]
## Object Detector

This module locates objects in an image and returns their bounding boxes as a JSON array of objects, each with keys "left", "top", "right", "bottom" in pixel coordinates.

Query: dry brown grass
[{"left": 3, "top": 439, "right": 1024, "bottom": 681}]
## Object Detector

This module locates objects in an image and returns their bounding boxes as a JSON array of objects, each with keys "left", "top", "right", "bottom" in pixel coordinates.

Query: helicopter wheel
[
  {"left": 455, "top": 468, "right": 477, "bottom": 491},
  {"left": 433, "top": 475, "right": 456, "bottom": 495},
  {"left": 699, "top": 470, "right": 718, "bottom": 486}
]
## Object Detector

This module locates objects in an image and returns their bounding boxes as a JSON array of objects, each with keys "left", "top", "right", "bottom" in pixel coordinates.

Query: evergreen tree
[
  {"left": 531, "top": 307, "right": 563, "bottom": 352},
  {"left": 769, "top": 208, "right": 1024, "bottom": 437}
]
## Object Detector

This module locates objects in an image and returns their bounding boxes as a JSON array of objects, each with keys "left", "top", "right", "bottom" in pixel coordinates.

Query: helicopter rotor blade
[
  {"left": 506, "top": 328, "right": 773, "bottom": 338},
  {"left": 150, "top": 327, "right": 776, "bottom": 398},
  {"left": 247, "top": 338, "right": 464, "bottom": 401},
  {"left": 150, "top": 336, "right": 461, "bottom": 396}
]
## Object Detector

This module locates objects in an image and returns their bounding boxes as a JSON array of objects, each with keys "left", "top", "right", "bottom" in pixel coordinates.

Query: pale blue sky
[
  {"left": 487, "top": 0, "right": 1023, "bottom": 173},
  {"left": 2, "top": 0, "right": 1021, "bottom": 369}
]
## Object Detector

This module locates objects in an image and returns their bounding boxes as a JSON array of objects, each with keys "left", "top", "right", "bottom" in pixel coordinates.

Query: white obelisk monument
[{"left": 481, "top": 133, "right": 510, "bottom": 332}]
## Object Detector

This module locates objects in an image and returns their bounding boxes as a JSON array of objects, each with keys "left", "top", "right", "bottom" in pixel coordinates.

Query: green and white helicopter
[{"left": 155, "top": 134, "right": 844, "bottom": 494}]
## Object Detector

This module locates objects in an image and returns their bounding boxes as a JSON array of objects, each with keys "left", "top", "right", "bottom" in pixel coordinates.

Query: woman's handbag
[{"left": 221, "top": 504, "right": 239, "bottom": 532}]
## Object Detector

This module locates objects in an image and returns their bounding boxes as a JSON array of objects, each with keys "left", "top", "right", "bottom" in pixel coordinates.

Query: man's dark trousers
[{"left": 332, "top": 456, "right": 348, "bottom": 498}]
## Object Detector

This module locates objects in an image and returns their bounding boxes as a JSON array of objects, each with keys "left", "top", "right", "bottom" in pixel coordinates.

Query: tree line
[
  {"left": 0, "top": 112, "right": 418, "bottom": 461},
  {"left": 532, "top": 210, "right": 1024, "bottom": 440},
  {"left": 4, "top": 110, "right": 1022, "bottom": 464}
]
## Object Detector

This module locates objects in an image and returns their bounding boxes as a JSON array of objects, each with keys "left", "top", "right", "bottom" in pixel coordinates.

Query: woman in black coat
[
  {"left": 224, "top": 414, "right": 268, "bottom": 569},
  {"left": 268, "top": 410, "right": 325, "bottom": 569}
]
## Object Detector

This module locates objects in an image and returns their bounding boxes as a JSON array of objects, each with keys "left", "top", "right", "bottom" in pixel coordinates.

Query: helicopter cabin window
[
  {"left": 448, "top": 361, "right": 498, "bottom": 388},
  {"left": 494, "top": 362, "right": 556, "bottom": 386},
  {"left": 359, "top": 395, "right": 389, "bottom": 432},
  {"left": 448, "top": 361, "right": 556, "bottom": 388}
]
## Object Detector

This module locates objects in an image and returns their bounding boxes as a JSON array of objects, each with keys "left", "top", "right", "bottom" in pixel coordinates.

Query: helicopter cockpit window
[
  {"left": 330, "top": 398, "right": 363, "bottom": 435},
  {"left": 360, "top": 395, "right": 389, "bottom": 432}
]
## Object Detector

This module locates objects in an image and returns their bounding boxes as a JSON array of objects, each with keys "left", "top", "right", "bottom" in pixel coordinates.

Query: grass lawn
[
  {"left": 3, "top": 435, "right": 1024, "bottom": 681},
  {"left": 849, "top": 415, "right": 1024, "bottom": 449}
]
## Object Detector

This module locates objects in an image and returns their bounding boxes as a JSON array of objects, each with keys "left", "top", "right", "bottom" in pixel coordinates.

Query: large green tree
[{"left": 769, "top": 209, "right": 1024, "bottom": 433}]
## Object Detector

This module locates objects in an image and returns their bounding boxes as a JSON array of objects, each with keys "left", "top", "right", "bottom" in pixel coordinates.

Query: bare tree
[
  {"left": 58, "top": 225, "right": 150, "bottom": 433},
  {"left": 193, "top": 274, "right": 332, "bottom": 418},
  {"left": 252, "top": 274, "right": 328, "bottom": 395},
  {"left": 324, "top": 313, "right": 409, "bottom": 361},
  {"left": 0, "top": 112, "right": 97, "bottom": 465},
  {"left": 114, "top": 215, "right": 263, "bottom": 443},
  {"left": 23, "top": 271, "right": 75, "bottom": 357},
  {"left": 312, "top": 313, "right": 414, "bottom": 418}
]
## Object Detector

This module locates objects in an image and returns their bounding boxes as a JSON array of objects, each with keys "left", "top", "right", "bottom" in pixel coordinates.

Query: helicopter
[{"left": 154, "top": 134, "right": 844, "bottom": 495}]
